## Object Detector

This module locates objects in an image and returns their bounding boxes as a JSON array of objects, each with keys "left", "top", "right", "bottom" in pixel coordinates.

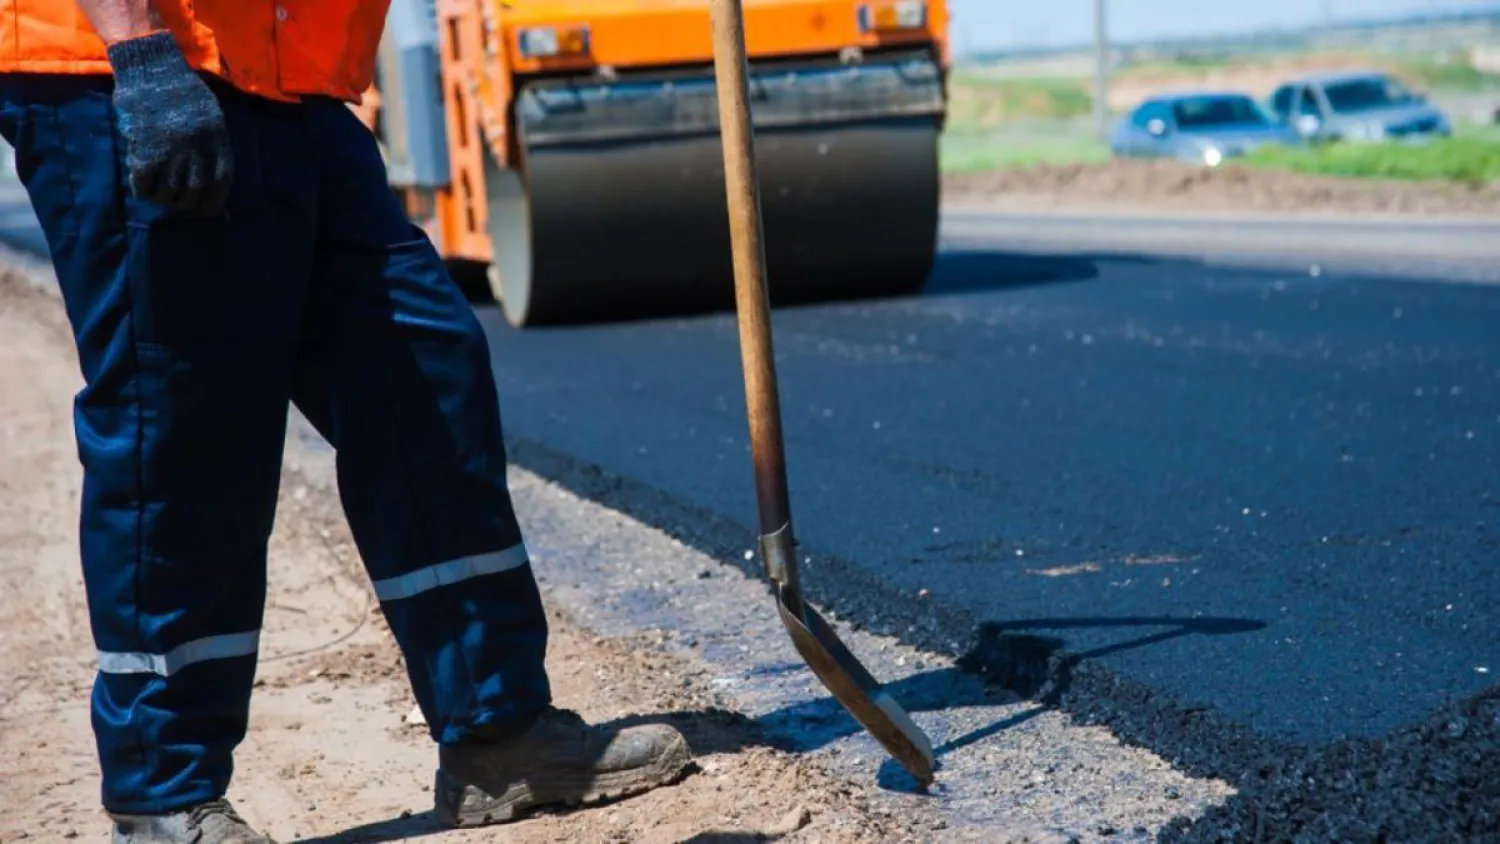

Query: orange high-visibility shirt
[{"left": 0, "top": 1, "right": 391, "bottom": 104}]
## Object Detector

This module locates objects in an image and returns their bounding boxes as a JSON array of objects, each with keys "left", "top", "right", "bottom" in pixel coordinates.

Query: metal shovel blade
[{"left": 774, "top": 585, "right": 937, "bottom": 787}]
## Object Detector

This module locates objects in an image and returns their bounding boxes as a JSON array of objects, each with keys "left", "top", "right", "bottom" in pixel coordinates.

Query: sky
[{"left": 946, "top": 0, "right": 1500, "bottom": 54}]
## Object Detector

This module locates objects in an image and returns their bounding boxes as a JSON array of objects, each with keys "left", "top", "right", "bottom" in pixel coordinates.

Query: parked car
[
  {"left": 1111, "top": 91, "right": 1302, "bottom": 166},
  {"left": 1268, "top": 70, "right": 1452, "bottom": 143}
]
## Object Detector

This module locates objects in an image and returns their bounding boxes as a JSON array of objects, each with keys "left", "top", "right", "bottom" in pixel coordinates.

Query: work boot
[
  {"left": 434, "top": 705, "right": 693, "bottom": 827},
  {"left": 111, "top": 798, "right": 276, "bottom": 843}
]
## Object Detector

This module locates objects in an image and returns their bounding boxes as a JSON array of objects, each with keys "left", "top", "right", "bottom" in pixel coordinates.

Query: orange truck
[{"left": 365, "top": 0, "right": 952, "bottom": 326}]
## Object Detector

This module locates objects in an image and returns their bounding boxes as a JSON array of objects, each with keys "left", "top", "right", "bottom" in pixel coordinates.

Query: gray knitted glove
[{"left": 105, "top": 32, "right": 234, "bottom": 216}]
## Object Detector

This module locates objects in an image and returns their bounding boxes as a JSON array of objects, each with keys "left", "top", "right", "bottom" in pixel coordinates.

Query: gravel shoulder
[
  {"left": 0, "top": 269, "right": 930, "bottom": 843},
  {"left": 943, "top": 160, "right": 1500, "bottom": 220}
]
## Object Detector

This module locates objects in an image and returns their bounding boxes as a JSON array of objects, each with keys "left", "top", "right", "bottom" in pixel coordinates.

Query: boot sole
[{"left": 433, "top": 734, "right": 692, "bottom": 827}]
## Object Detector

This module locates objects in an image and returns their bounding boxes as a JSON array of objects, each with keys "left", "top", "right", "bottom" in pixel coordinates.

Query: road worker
[{"left": 0, "top": 3, "right": 692, "bottom": 841}]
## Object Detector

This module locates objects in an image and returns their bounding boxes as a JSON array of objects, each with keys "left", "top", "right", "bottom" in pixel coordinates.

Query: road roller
[{"left": 365, "top": 0, "right": 952, "bottom": 327}]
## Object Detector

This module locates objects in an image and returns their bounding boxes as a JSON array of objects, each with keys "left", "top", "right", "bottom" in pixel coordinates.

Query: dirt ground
[
  {"left": 0, "top": 272, "right": 952, "bottom": 842},
  {"left": 944, "top": 159, "right": 1500, "bottom": 218}
]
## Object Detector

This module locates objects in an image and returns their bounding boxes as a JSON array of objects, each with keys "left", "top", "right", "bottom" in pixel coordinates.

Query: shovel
[{"left": 707, "top": 0, "right": 937, "bottom": 788}]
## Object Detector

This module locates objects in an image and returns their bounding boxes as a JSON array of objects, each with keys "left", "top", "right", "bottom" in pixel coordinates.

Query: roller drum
[{"left": 488, "top": 52, "right": 945, "bottom": 327}]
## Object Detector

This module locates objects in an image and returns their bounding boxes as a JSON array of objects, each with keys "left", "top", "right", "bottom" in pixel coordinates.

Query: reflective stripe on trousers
[
  {"left": 97, "top": 541, "right": 533, "bottom": 674},
  {"left": 0, "top": 75, "right": 551, "bottom": 816}
]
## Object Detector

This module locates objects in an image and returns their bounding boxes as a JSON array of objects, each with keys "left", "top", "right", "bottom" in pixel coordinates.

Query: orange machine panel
[
  {"left": 434, "top": 0, "right": 498, "bottom": 262},
  {"left": 498, "top": 0, "right": 949, "bottom": 75},
  {"left": 425, "top": 0, "right": 950, "bottom": 265}
]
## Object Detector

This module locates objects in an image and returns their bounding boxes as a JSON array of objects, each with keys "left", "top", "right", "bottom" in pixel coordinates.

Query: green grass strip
[{"left": 1241, "top": 136, "right": 1500, "bottom": 183}]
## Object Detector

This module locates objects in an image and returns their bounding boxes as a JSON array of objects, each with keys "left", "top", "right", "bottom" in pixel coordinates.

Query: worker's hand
[{"left": 105, "top": 31, "right": 234, "bottom": 216}]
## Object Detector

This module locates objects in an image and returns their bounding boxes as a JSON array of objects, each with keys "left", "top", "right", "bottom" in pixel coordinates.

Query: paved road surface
[
  {"left": 475, "top": 214, "right": 1499, "bottom": 753},
  {"left": 943, "top": 206, "right": 1500, "bottom": 282},
  {"left": 5, "top": 183, "right": 1498, "bottom": 826}
]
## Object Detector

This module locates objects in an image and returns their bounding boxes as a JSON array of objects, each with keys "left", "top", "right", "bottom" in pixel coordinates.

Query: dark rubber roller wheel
[{"left": 485, "top": 116, "right": 941, "bottom": 328}]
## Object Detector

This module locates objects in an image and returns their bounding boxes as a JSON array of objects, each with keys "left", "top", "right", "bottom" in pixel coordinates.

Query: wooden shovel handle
[{"left": 709, "top": 0, "right": 793, "bottom": 538}]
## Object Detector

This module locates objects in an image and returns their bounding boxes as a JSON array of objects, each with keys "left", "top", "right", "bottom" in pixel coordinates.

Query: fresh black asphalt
[
  {"left": 479, "top": 237, "right": 1497, "bottom": 749},
  {"left": 476, "top": 230, "right": 1500, "bottom": 837}
]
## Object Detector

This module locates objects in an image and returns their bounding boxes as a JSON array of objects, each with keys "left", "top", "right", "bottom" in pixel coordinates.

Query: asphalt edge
[
  {"left": 499, "top": 436, "right": 1290, "bottom": 779},
  {"left": 500, "top": 434, "right": 1500, "bottom": 843}
]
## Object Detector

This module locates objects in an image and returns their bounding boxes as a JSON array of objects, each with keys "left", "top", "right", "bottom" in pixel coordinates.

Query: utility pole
[{"left": 1094, "top": 0, "right": 1109, "bottom": 141}]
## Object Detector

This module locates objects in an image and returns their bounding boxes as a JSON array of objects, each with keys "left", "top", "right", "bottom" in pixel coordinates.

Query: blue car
[
  {"left": 1111, "top": 91, "right": 1302, "bottom": 166},
  {"left": 1268, "top": 70, "right": 1453, "bottom": 143}
]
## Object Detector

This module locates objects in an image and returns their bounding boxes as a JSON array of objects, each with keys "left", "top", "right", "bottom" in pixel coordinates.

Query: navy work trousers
[{"left": 0, "top": 75, "right": 551, "bottom": 814}]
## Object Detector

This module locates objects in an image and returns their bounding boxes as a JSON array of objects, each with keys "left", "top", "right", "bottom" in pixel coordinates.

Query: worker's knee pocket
[
  {"left": 121, "top": 213, "right": 227, "bottom": 349},
  {"left": 369, "top": 229, "right": 487, "bottom": 344},
  {"left": 120, "top": 111, "right": 285, "bottom": 351}
]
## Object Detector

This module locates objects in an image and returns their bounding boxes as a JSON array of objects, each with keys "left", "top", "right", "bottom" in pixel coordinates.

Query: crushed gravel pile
[{"left": 1160, "top": 685, "right": 1500, "bottom": 843}]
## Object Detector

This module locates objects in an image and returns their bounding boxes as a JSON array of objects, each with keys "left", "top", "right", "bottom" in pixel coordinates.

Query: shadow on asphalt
[
  {"left": 501, "top": 434, "right": 1288, "bottom": 792},
  {"left": 456, "top": 245, "right": 1270, "bottom": 329},
  {"left": 921, "top": 248, "right": 1102, "bottom": 297},
  {"left": 452, "top": 247, "right": 1114, "bottom": 326},
  {"left": 879, "top": 615, "right": 1266, "bottom": 791},
  {"left": 959, "top": 616, "right": 1269, "bottom": 701},
  {"left": 633, "top": 615, "right": 1266, "bottom": 795}
]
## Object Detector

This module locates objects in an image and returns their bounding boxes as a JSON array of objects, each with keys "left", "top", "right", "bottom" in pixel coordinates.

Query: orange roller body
[{"left": 363, "top": 0, "right": 950, "bottom": 326}]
